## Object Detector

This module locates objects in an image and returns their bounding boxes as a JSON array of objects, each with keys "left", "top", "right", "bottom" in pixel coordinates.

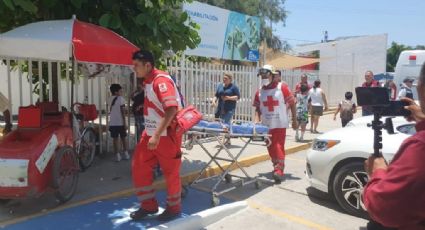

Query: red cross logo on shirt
[{"left": 263, "top": 96, "right": 279, "bottom": 112}]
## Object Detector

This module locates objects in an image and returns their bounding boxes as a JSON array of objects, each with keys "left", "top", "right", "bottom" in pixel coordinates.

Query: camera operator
[{"left": 363, "top": 63, "right": 425, "bottom": 230}]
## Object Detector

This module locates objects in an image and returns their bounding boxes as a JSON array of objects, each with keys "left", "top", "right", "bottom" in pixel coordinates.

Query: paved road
[
  {"left": 204, "top": 150, "right": 368, "bottom": 230},
  {"left": 0, "top": 112, "right": 365, "bottom": 229}
]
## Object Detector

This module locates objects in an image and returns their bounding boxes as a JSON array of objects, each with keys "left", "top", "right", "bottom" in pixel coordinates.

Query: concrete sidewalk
[{"left": 0, "top": 111, "right": 360, "bottom": 226}]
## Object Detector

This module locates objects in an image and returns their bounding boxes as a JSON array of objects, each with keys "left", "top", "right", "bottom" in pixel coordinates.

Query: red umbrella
[{"left": 0, "top": 18, "right": 138, "bottom": 66}]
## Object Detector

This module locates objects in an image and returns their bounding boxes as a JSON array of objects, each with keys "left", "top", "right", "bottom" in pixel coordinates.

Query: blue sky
[{"left": 275, "top": 0, "right": 425, "bottom": 48}]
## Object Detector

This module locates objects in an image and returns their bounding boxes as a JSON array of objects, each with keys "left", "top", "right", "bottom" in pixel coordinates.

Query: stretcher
[{"left": 184, "top": 121, "right": 270, "bottom": 206}]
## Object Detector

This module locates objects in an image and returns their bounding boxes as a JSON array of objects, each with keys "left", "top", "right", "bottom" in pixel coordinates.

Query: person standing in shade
[
  {"left": 131, "top": 79, "right": 145, "bottom": 142},
  {"left": 108, "top": 84, "right": 130, "bottom": 162},
  {"left": 361, "top": 70, "right": 380, "bottom": 116},
  {"left": 363, "top": 63, "right": 425, "bottom": 230},
  {"left": 308, "top": 80, "right": 328, "bottom": 133}
]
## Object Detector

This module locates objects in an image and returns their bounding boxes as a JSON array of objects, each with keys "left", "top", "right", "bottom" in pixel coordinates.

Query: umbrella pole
[{"left": 70, "top": 57, "right": 75, "bottom": 112}]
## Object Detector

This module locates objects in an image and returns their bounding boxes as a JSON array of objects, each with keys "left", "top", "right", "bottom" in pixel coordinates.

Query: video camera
[{"left": 355, "top": 87, "right": 411, "bottom": 157}]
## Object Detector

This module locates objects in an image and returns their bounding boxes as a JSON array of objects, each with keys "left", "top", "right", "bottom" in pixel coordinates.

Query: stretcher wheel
[
  {"left": 181, "top": 185, "right": 189, "bottom": 199},
  {"left": 78, "top": 127, "right": 97, "bottom": 171},
  {"left": 52, "top": 146, "right": 79, "bottom": 203},
  {"left": 211, "top": 195, "right": 220, "bottom": 207},
  {"left": 224, "top": 174, "right": 232, "bottom": 184},
  {"left": 255, "top": 180, "right": 262, "bottom": 189},
  {"left": 0, "top": 199, "right": 11, "bottom": 205},
  {"left": 184, "top": 139, "right": 194, "bottom": 150}
]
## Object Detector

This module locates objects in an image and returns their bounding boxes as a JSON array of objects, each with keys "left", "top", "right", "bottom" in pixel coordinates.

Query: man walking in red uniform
[
  {"left": 130, "top": 50, "right": 183, "bottom": 221},
  {"left": 253, "top": 65, "right": 297, "bottom": 183}
]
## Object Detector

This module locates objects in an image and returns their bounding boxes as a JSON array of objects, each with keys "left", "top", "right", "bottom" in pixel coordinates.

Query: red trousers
[
  {"left": 266, "top": 128, "right": 287, "bottom": 175},
  {"left": 132, "top": 131, "right": 182, "bottom": 213}
]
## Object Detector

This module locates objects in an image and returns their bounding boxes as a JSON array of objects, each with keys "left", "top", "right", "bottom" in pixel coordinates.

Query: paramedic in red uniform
[
  {"left": 253, "top": 65, "right": 297, "bottom": 183},
  {"left": 363, "top": 63, "right": 425, "bottom": 230},
  {"left": 130, "top": 50, "right": 183, "bottom": 222}
]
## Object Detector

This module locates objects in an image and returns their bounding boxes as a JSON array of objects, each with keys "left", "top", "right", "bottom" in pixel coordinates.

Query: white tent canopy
[{"left": 0, "top": 20, "right": 73, "bottom": 61}]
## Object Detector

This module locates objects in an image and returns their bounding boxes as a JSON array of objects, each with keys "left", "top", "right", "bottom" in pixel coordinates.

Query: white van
[{"left": 394, "top": 50, "right": 425, "bottom": 100}]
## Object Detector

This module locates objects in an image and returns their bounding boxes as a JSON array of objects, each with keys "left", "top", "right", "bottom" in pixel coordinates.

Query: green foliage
[
  {"left": 0, "top": 0, "right": 201, "bottom": 64},
  {"left": 387, "top": 42, "right": 425, "bottom": 72}
]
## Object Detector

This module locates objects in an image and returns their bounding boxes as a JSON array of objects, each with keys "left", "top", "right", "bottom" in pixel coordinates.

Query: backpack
[{"left": 340, "top": 100, "right": 354, "bottom": 121}]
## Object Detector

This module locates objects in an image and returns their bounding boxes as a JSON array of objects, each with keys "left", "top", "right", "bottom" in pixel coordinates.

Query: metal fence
[
  {"left": 1, "top": 57, "right": 358, "bottom": 151},
  {"left": 166, "top": 59, "right": 259, "bottom": 122}
]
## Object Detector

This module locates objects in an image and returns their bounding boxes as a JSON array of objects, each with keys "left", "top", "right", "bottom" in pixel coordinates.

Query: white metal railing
[{"left": 1, "top": 57, "right": 358, "bottom": 153}]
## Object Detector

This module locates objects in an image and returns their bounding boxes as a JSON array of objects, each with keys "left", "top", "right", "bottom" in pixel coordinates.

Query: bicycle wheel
[
  {"left": 78, "top": 127, "right": 97, "bottom": 171},
  {"left": 52, "top": 146, "right": 79, "bottom": 203}
]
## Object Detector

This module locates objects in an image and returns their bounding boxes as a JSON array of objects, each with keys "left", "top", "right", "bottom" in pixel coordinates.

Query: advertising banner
[{"left": 183, "top": 1, "right": 260, "bottom": 62}]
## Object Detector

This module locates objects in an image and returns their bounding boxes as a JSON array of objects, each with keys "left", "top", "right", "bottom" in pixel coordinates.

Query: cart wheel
[
  {"left": 52, "top": 146, "right": 79, "bottom": 203},
  {"left": 181, "top": 185, "right": 189, "bottom": 199},
  {"left": 78, "top": 127, "right": 97, "bottom": 171},
  {"left": 211, "top": 195, "right": 220, "bottom": 207},
  {"left": 224, "top": 174, "right": 232, "bottom": 184},
  {"left": 255, "top": 180, "right": 262, "bottom": 190}
]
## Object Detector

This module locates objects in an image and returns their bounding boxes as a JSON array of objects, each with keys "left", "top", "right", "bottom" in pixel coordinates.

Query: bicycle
[{"left": 72, "top": 103, "right": 98, "bottom": 171}]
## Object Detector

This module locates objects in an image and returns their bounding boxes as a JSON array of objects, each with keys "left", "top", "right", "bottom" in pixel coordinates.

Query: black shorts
[{"left": 109, "top": 126, "right": 127, "bottom": 138}]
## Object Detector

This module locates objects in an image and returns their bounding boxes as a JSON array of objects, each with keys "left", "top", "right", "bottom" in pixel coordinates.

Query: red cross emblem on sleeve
[{"left": 263, "top": 96, "right": 279, "bottom": 112}]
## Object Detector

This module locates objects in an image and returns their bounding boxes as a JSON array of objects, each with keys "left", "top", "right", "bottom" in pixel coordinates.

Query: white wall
[{"left": 295, "top": 34, "right": 388, "bottom": 86}]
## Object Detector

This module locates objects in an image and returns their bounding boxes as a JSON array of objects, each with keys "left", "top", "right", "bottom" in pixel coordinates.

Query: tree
[
  {"left": 387, "top": 42, "right": 410, "bottom": 72},
  {"left": 386, "top": 42, "right": 425, "bottom": 72},
  {"left": 0, "top": 0, "right": 201, "bottom": 63},
  {"left": 197, "top": 0, "right": 288, "bottom": 51},
  {"left": 0, "top": 0, "right": 200, "bottom": 101}
]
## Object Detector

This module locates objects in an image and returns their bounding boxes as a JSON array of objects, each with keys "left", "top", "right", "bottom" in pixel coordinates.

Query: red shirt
[
  {"left": 362, "top": 80, "right": 380, "bottom": 87},
  {"left": 253, "top": 82, "right": 295, "bottom": 108},
  {"left": 363, "top": 120, "right": 425, "bottom": 229},
  {"left": 144, "top": 68, "right": 179, "bottom": 112}
]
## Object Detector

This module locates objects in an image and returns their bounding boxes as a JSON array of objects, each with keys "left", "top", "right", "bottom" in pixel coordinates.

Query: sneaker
[
  {"left": 115, "top": 153, "right": 122, "bottom": 162},
  {"left": 300, "top": 135, "right": 304, "bottom": 141},
  {"left": 157, "top": 209, "right": 181, "bottom": 222},
  {"left": 130, "top": 208, "right": 158, "bottom": 220},
  {"left": 122, "top": 151, "right": 130, "bottom": 160}
]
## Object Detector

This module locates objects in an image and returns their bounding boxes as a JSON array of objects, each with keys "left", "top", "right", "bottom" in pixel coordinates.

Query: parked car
[
  {"left": 306, "top": 116, "right": 415, "bottom": 218},
  {"left": 346, "top": 115, "right": 413, "bottom": 128}
]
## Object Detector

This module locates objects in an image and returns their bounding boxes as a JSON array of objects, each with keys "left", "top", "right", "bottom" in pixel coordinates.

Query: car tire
[{"left": 333, "top": 162, "right": 369, "bottom": 219}]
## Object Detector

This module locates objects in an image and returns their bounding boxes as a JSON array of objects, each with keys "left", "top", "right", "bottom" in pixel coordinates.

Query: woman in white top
[{"left": 308, "top": 80, "right": 328, "bottom": 133}]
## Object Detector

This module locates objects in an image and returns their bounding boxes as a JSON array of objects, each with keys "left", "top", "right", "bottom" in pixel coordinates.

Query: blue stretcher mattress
[{"left": 194, "top": 121, "right": 269, "bottom": 135}]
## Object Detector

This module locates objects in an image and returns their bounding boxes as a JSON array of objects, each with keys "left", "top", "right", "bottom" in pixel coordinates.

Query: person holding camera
[{"left": 363, "top": 63, "right": 425, "bottom": 230}]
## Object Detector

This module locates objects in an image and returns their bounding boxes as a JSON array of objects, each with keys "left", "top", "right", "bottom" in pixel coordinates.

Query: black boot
[
  {"left": 130, "top": 208, "right": 158, "bottom": 220},
  {"left": 157, "top": 209, "right": 181, "bottom": 222}
]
